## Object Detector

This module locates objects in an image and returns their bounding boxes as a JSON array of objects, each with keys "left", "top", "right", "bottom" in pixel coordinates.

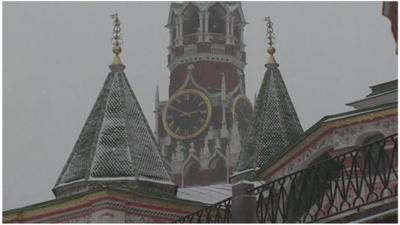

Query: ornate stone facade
[{"left": 258, "top": 104, "right": 397, "bottom": 181}]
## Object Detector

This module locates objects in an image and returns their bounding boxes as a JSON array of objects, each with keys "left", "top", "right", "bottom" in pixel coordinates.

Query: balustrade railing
[
  {"left": 174, "top": 134, "right": 397, "bottom": 223},
  {"left": 183, "top": 33, "right": 199, "bottom": 45},
  {"left": 209, "top": 33, "right": 225, "bottom": 44},
  {"left": 184, "top": 44, "right": 197, "bottom": 55},
  {"left": 174, "top": 197, "right": 232, "bottom": 223},
  {"left": 210, "top": 44, "right": 225, "bottom": 55},
  {"left": 249, "top": 134, "right": 397, "bottom": 223}
]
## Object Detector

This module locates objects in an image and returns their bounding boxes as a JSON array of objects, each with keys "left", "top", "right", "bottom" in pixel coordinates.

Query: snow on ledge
[
  {"left": 231, "top": 167, "right": 260, "bottom": 177},
  {"left": 56, "top": 176, "right": 175, "bottom": 188}
]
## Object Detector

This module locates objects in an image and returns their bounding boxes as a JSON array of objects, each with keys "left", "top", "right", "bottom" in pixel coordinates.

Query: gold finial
[
  {"left": 264, "top": 16, "right": 277, "bottom": 64},
  {"left": 111, "top": 13, "right": 123, "bottom": 65}
]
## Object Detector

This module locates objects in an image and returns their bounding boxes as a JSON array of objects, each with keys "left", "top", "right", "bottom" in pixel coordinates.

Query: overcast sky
[{"left": 3, "top": 2, "right": 397, "bottom": 210}]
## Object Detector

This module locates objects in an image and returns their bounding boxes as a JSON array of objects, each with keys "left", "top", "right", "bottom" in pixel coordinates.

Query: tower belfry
[{"left": 156, "top": 2, "right": 253, "bottom": 187}]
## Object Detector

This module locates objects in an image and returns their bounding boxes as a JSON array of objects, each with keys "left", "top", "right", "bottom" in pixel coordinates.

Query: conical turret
[
  {"left": 53, "top": 14, "right": 176, "bottom": 198},
  {"left": 234, "top": 17, "right": 303, "bottom": 179}
]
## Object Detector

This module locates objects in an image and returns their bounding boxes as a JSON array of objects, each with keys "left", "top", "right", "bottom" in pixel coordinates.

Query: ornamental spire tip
[
  {"left": 264, "top": 16, "right": 277, "bottom": 65},
  {"left": 111, "top": 13, "right": 123, "bottom": 65}
]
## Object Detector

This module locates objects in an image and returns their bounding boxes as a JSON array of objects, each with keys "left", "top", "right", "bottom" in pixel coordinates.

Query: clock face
[
  {"left": 163, "top": 89, "right": 212, "bottom": 140},
  {"left": 232, "top": 95, "right": 253, "bottom": 139}
]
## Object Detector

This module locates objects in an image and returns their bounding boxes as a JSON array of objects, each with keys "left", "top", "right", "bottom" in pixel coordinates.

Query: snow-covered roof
[
  {"left": 177, "top": 181, "right": 264, "bottom": 204},
  {"left": 53, "top": 63, "right": 175, "bottom": 198},
  {"left": 177, "top": 184, "right": 232, "bottom": 204},
  {"left": 236, "top": 60, "right": 303, "bottom": 174}
]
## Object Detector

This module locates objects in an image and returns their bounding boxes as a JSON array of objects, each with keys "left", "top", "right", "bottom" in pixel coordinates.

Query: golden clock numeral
[
  {"left": 193, "top": 125, "right": 199, "bottom": 130},
  {"left": 185, "top": 93, "right": 190, "bottom": 101},
  {"left": 169, "top": 121, "right": 175, "bottom": 128},
  {"left": 175, "top": 127, "right": 181, "bottom": 134},
  {"left": 184, "top": 129, "right": 189, "bottom": 135},
  {"left": 198, "top": 101, "right": 204, "bottom": 106},
  {"left": 200, "top": 110, "right": 207, "bottom": 115}
]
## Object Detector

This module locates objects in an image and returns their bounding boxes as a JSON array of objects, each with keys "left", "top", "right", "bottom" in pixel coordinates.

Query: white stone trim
[
  {"left": 270, "top": 115, "right": 397, "bottom": 180},
  {"left": 176, "top": 64, "right": 210, "bottom": 95},
  {"left": 168, "top": 53, "right": 246, "bottom": 71}
]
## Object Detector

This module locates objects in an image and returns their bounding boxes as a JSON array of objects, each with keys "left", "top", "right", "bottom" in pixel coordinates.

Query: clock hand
[
  {"left": 170, "top": 106, "right": 189, "bottom": 116},
  {"left": 186, "top": 109, "right": 202, "bottom": 116}
]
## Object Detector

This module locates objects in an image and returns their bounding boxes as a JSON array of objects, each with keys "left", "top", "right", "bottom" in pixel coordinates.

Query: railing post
[{"left": 232, "top": 181, "right": 257, "bottom": 223}]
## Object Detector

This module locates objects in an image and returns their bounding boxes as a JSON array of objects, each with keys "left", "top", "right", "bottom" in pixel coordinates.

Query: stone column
[
  {"left": 199, "top": 11, "right": 204, "bottom": 42},
  {"left": 232, "top": 182, "right": 257, "bottom": 223},
  {"left": 225, "top": 15, "right": 231, "bottom": 44},
  {"left": 230, "top": 17, "right": 234, "bottom": 36},
  {"left": 231, "top": 18, "right": 235, "bottom": 44},
  {"left": 225, "top": 15, "right": 230, "bottom": 35},
  {"left": 175, "top": 18, "right": 180, "bottom": 46},
  {"left": 176, "top": 16, "right": 184, "bottom": 46},
  {"left": 179, "top": 16, "right": 183, "bottom": 36},
  {"left": 226, "top": 15, "right": 236, "bottom": 45},
  {"left": 204, "top": 11, "right": 210, "bottom": 42}
]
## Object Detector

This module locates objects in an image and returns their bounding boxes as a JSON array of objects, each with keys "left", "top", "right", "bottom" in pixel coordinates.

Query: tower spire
[
  {"left": 220, "top": 72, "right": 229, "bottom": 139},
  {"left": 265, "top": 16, "right": 277, "bottom": 65},
  {"left": 53, "top": 14, "right": 176, "bottom": 198},
  {"left": 234, "top": 18, "right": 303, "bottom": 180},
  {"left": 111, "top": 13, "right": 123, "bottom": 65}
]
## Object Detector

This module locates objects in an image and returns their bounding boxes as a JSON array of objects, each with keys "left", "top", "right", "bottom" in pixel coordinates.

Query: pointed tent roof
[
  {"left": 53, "top": 63, "right": 176, "bottom": 198},
  {"left": 235, "top": 18, "right": 303, "bottom": 176},
  {"left": 53, "top": 15, "right": 175, "bottom": 198}
]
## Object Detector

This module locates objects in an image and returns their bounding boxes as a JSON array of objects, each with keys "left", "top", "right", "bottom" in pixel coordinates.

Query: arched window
[
  {"left": 286, "top": 152, "right": 340, "bottom": 222},
  {"left": 184, "top": 160, "right": 201, "bottom": 187},
  {"left": 232, "top": 10, "right": 241, "bottom": 42},
  {"left": 182, "top": 4, "right": 199, "bottom": 35},
  {"left": 208, "top": 3, "right": 226, "bottom": 34},
  {"left": 209, "top": 157, "right": 227, "bottom": 184},
  {"left": 362, "top": 133, "right": 390, "bottom": 176}
]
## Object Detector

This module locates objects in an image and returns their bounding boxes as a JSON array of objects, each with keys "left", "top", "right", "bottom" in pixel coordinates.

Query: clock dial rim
[
  {"left": 232, "top": 94, "right": 253, "bottom": 121},
  {"left": 162, "top": 89, "right": 212, "bottom": 140}
]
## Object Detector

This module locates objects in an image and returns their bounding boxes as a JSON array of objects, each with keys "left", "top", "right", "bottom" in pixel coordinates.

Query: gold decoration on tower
[
  {"left": 265, "top": 16, "right": 277, "bottom": 64},
  {"left": 111, "top": 13, "right": 123, "bottom": 65}
]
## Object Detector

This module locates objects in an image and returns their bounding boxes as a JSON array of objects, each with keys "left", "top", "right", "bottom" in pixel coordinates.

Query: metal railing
[
  {"left": 249, "top": 134, "right": 397, "bottom": 223},
  {"left": 174, "top": 134, "right": 397, "bottom": 223},
  {"left": 174, "top": 197, "right": 232, "bottom": 223}
]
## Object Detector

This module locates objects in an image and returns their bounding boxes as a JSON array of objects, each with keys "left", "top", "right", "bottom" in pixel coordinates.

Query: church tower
[{"left": 155, "top": 2, "right": 253, "bottom": 187}]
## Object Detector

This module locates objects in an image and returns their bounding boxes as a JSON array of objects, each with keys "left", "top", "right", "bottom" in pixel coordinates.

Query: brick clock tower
[{"left": 155, "top": 2, "right": 253, "bottom": 187}]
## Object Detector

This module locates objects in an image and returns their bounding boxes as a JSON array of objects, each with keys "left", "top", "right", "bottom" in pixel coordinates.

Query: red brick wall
[{"left": 169, "top": 61, "right": 241, "bottom": 96}]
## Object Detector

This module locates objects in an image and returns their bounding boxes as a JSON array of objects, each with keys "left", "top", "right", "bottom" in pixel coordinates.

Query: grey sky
[{"left": 3, "top": 2, "right": 397, "bottom": 210}]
